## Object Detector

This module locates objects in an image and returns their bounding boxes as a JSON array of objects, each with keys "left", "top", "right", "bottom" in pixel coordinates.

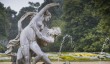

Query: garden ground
[{"left": 0, "top": 61, "right": 110, "bottom": 64}]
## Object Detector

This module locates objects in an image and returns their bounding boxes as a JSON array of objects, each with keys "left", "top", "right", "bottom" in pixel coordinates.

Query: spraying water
[
  {"left": 98, "top": 37, "right": 110, "bottom": 64},
  {"left": 100, "top": 37, "right": 109, "bottom": 54},
  {"left": 58, "top": 34, "right": 74, "bottom": 62}
]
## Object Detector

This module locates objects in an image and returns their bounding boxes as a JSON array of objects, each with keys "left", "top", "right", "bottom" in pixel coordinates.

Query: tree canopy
[{"left": 0, "top": 0, "right": 110, "bottom": 52}]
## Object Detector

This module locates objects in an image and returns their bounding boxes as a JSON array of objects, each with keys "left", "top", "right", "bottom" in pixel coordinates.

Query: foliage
[
  {"left": 0, "top": 2, "right": 17, "bottom": 52},
  {"left": 0, "top": 2, "right": 10, "bottom": 38},
  {"left": 0, "top": 43, "right": 6, "bottom": 52},
  {"left": 28, "top": 2, "right": 40, "bottom": 7},
  {"left": 62, "top": 0, "right": 110, "bottom": 52},
  {"left": 0, "top": 0, "right": 110, "bottom": 52}
]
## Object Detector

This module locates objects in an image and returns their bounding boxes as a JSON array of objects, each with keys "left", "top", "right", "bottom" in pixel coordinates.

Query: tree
[
  {"left": 62, "top": 0, "right": 110, "bottom": 52},
  {"left": 0, "top": 2, "right": 17, "bottom": 52}
]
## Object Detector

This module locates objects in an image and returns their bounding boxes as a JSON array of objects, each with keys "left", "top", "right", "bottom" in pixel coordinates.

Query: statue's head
[
  {"left": 48, "top": 27, "right": 61, "bottom": 37},
  {"left": 44, "top": 10, "right": 51, "bottom": 22}
]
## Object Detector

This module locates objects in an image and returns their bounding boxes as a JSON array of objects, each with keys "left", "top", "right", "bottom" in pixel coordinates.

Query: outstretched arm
[
  {"left": 18, "top": 12, "right": 36, "bottom": 32},
  {"left": 30, "top": 22, "right": 51, "bottom": 43},
  {"left": 38, "top": 3, "right": 59, "bottom": 16},
  {"left": 15, "top": 12, "right": 36, "bottom": 39}
]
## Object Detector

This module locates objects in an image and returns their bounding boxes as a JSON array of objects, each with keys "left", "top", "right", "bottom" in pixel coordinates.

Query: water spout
[
  {"left": 58, "top": 34, "right": 74, "bottom": 62},
  {"left": 100, "top": 37, "right": 109, "bottom": 54}
]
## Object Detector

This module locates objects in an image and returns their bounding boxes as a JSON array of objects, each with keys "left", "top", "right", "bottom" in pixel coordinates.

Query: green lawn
[{"left": 0, "top": 52, "right": 110, "bottom": 62}]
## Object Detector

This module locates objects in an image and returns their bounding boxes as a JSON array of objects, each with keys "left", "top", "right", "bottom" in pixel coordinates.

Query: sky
[{"left": 0, "top": 0, "right": 44, "bottom": 13}]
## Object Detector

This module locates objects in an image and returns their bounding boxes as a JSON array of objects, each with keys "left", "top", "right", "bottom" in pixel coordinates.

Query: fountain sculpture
[{"left": 5, "top": 3, "right": 61, "bottom": 64}]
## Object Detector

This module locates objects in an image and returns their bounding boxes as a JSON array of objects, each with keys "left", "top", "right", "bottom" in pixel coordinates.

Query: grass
[
  {"left": 0, "top": 60, "right": 11, "bottom": 62},
  {"left": 59, "top": 56, "right": 91, "bottom": 61},
  {"left": 48, "top": 52, "right": 110, "bottom": 61},
  {"left": 0, "top": 53, "right": 11, "bottom": 62},
  {"left": 0, "top": 52, "right": 110, "bottom": 62},
  {"left": 0, "top": 53, "right": 9, "bottom": 57},
  {"left": 73, "top": 52, "right": 97, "bottom": 57}
]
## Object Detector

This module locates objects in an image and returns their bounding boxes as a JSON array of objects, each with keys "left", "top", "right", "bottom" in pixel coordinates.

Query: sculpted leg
[
  {"left": 16, "top": 47, "right": 24, "bottom": 64},
  {"left": 30, "top": 41, "right": 51, "bottom": 64},
  {"left": 42, "top": 54, "right": 51, "bottom": 64},
  {"left": 21, "top": 45, "right": 30, "bottom": 64},
  {"left": 20, "top": 36, "right": 31, "bottom": 64},
  {"left": 30, "top": 41, "right": 43, "bottom": 64}
]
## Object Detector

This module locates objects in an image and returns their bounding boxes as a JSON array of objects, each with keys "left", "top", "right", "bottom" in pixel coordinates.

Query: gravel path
[{"left": 0, "top": 61, "right": 110, "bottom": 64}]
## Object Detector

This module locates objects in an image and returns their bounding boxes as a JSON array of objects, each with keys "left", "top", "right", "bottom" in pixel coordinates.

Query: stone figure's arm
[
  {"left": 43, "top": 28, "right": 55, "bottom": 43},
  {"left": 15, "top": 12, "right": 36, "bottom": 39},
  {"left": 38, "top": 3, "right": 59, "bottom": 16},
  {"left": 30, "top": 23, "right": 51, "bottom": 43},
  {"left": 18, "top": 12, "right": 35, "bottom": 33},
  {"left": 46, "top": 36, "right": 54, "bottom": 43}
]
